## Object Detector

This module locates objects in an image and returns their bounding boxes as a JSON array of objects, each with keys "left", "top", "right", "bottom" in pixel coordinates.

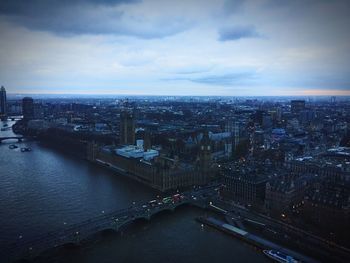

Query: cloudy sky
[{"left": 0, "top": 0, "right": 349, "bottom": 96}]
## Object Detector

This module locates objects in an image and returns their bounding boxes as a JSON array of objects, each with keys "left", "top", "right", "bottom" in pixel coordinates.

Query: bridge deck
[{"left": 1, "top": 185, "right": 217, "bottom": 262}]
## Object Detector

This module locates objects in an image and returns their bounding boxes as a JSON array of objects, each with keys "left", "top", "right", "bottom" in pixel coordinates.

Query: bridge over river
[
  {"left": 0, "top": 136, "right": 25, "bottom": 143},
  {"left": 2, "top": 185, "right": 219, "bottom": 262}
]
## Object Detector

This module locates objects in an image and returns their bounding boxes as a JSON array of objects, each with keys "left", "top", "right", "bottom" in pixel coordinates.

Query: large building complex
[
  {"left": 86, "top": 107, "right": 215, "bottom": 191},
  {"left": 89, "top": 136, "right": 213, "bottom": 192}
]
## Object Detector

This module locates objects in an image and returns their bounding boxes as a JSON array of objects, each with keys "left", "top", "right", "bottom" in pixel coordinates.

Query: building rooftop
[{"left": 115, "top": 145, "right": 159, "bottom": 161}]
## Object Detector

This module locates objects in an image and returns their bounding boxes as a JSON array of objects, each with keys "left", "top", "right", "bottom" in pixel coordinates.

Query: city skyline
[{"left": 1, "top": 0, "right": 350, "bottom": 96}]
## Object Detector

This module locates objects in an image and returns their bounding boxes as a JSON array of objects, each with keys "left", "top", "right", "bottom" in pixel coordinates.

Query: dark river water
[{"left": 0, "top": 120, "right": 268, "bottom": 263}]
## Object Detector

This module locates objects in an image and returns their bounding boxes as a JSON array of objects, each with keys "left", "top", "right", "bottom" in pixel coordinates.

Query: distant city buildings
[
  {"left": 7, "top": 100, "right": 22, "bottom": 115},
  {"left": 9, "top": 94, "right": 350, "bottom": 243},
  {"left": 291, "top": 100, "right": 306, "bottom": 114}
]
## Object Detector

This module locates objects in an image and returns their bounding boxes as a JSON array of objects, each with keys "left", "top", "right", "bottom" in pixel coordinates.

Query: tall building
[
  {"left": 198, "top": 130, "right": 212, "bottom": 177},
  {"left": 291, "top": 100, "right": 305, "bottom": 114},
  {"left": 120, "top": 109, "right": 136, "bottom": 145},
  {"left": 276, "top": 106, "right": 282, "bottom": 122},
  {"left": 22, "top": 97, "right": 34, "bottom": 120},
  {"left": 0, "top": 86, "right": 7, "bottom": 119}
]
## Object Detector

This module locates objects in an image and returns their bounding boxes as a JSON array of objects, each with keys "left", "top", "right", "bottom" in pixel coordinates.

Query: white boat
[
  {"left": 21, "top": 147, "right": 32, "bottom": 152},
  {"left": 263, "top": 250, "right": 300, "bottom": 263}
]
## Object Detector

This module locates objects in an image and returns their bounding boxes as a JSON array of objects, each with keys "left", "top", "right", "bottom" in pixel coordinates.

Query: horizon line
[{"left": 6, "top": 92, "right": 350, "bottom": 98}]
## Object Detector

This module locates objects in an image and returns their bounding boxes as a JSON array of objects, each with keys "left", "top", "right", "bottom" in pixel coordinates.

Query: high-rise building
[
  {"left": 0, "top": 86, "right": 7, "bottom": 119},
  {"left": 291, "top": 100, "right": 305, "bottom": 114},
  {"left": 22, "top": 97, "right": 34, "bottom": 120},
  {"left": 120, "top": 109, "right": 135, "bottom": 145}
]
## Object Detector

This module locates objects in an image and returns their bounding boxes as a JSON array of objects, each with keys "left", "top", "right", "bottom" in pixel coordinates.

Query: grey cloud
[
  {"left": 163, "top": 72, "right": 257, "bottom": 86},
  {"left": 175, "top": 66, "right": 214, "bottom": 75},
  {"left": 191, "top": 72, "right": 256, "bottom": 86},
  {"left": 0, "top": 0, "right": 190, "bottom": 39},
  {"left": 218, "top": 25, "right": 261, "bottom": 41},
  {"left": 0, "top": 0, "right": 137, "bottom": 16},
  {"left": 262, "top": 0, "right": 329, "bottom": 9}
]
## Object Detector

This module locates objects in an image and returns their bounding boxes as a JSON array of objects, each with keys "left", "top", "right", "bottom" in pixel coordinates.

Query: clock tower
[{"left": 198, "top": 130, "right": 212, "bottom": 181}]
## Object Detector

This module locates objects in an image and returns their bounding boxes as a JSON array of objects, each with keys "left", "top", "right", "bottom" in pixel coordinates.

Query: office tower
[
  {"left": 0, "top": 86, "right": 7, "bottom": 120},
  {"left": 22, "top": 97, "right": 34, "bottom": 120}
]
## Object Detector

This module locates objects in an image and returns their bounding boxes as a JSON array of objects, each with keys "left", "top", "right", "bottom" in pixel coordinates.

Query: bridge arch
[
  {"left": 102, "top": 204, "right": 192, "bottom": 233},
  {"left": 147, "top": 202, "right": 191, "bottom": 220},
  {"left": 119, "top": 215, "right": 150, "bottom": 230}
]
